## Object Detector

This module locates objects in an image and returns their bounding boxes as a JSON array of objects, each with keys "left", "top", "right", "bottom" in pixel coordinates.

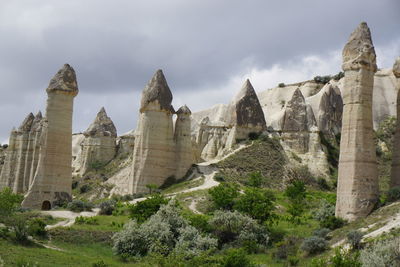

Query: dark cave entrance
[{"left": 41, "top": 200, "right": 51, "bottom": 210}]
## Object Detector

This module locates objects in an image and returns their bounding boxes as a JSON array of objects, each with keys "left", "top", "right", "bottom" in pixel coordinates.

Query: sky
[{"left": 0, "top": 0, "right": 399, "bottom": 143}]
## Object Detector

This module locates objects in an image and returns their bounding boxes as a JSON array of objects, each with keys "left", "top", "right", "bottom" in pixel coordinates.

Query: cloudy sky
[{"left": 0, "top": 0, "right": 399, "bottom": 142}]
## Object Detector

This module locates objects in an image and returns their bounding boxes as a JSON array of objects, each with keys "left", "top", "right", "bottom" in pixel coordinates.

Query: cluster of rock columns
[{"left": 335, "top": 22, "right": 379, "bottom": 221}]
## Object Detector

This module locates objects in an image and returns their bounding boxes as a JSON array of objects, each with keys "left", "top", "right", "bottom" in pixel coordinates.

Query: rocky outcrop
[
  {"left": 0, "top": 112, "right": 44, "bottom": 193},
  {"left": 316, "top": 84, "right": 343, "bottom": 136},
  {"left": 116, "top": 130, "right": 135, "bottom": 156},
  {"left": 390, "top": 57, "right": 400, "bottom": 188},
  {"left": 22, "top": 64, "right": 78, "bottom": 209},
  {"left": 174, "top": 105, "right": 194, "bottom": 178},
  {"left": 74, "top": 108, "right": 117, "bottom": 175},
  {"left": 335, "top": 23, "right": 378, "bottom": 221},
  {"left": 129, "top": 70, "right": 180, "bottom": 194},
  {"left": 226, "top": 79, "right": 266, "bottom": 148}
]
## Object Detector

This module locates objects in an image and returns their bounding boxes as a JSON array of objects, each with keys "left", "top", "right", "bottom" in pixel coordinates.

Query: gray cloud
[{"left": 0, "top": 0, "right": 399, "bottom": 142}]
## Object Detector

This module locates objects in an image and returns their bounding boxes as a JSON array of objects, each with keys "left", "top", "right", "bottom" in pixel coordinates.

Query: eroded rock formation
[
  {"left": 335, "top": 22, "right": 378, "bottom": 221},
  {"left": 390, "top": 57, "right": 400, "bottom": 188},
  {"left": 75, "top": 107, "right": 117, "bottom": 175},
  {"left": 0, "top": 112, "right": 44, "bottom": 193},
  {"left": 22, "top": 64, "right": 78, "bottom": 209},
  {"left": 174, "top": 105, "right": 194, "bottom": 178},
  {"left": 130, "top": 70, "right": 185, "bottom": 193}
]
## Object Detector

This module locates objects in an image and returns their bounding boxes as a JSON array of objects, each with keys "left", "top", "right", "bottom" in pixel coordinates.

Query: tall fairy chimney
[
  {"left": 22, "top": 64, "right": 78, "bottom": 209},
  {"left": 390, "top": 57, "right": 400, "bottom": 188},
  {"left": 130, "top": 70, "right": 176, "bottom": 193},
  {"left": 335, "top": 22, "right": 378, "bottom": 221}
]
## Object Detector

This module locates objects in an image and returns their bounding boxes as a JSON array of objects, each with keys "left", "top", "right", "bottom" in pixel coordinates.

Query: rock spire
[
  {"left": 22, "top": 64, "right": 79, "bottom": 209},
  {"left": 335, "top": 23, "right": 378, "bottom": 221},
  {"left": 390, "top": 57, "right": 400, "bottom": 188}
]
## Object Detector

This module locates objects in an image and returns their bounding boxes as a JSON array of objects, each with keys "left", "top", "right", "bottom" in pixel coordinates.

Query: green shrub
[
  {"left": 313, "top": 228, "right": 330, "bottom": 239},
  {"left": 99, "top": 199, "right": 117, "bottom": 215},
  {"left": 284, "top": 180, "right": 307, "bottom": 223},
  {"left": 317, "top": 177, "right": 330, "bottom": 190},
  {"left": 386, "top": 186, "right": 400, "bottom": 202},
  {"left": 214, "top": 174, "right": 225, "bottom": 182},
  {"left": 7, "top": 215, "right": 29, "bottom": 244},
  {"left": 320, "top": 216, "right": 345, "bottom": 230},
  {"left": 248, "top": 132, "right": 260, "bottom": 140},
  {"left": 220, "top": 248, "right": 255, "bottom": 267},
  {"left": 209, "top": 183, "right": 239, "bottom": 210},
  {"left": 67, "top": 200, "right": 94, "bottom": 212},
  {"left": 27, "top": 218, "right": 47, "bottom": 238},
  {"left": 234, "top": 187, "right": 276, "bottom": 223},
  {"left": 113, "top": 201, "right": 217, "bottom": 258},
  {"left": 128, "top": 193, "right": 168, "bottom": 223},
  {"left": 313, "top": 75, "right": 331, "bottom": 84},
  {"left": 0, "top": 187, "right": 23, "bottom": 218},
  {"left": 185, "top": 213, "right": 212, "bottom": 233},
  {"left": 246, "top": 171, "right": 263, "bottom": 188},
  {"left": 209, "top": 210, "right": 268, "bottom": 248},
  {"left": 79, "top": 184, "right": 91, "bottom": 194},
  {"left": 273, "top": 236, "right": 299, "bottom": 260},
  {"left": 311, "top": 248, "right": 361, "bottom": 267},
  {"left": 332, "top": 71, "right": 344, "bottom": 81},
  {"left": 301, "top": 236, "right": 328, "bottom": 255},
  {"left": 278, "top": 83, "right": 285, "bottom": 88},
  {"left": 361, "top": 237, "right": 400, "bottom": 267},
  {"left": 347, "top": 230, "right": 363, "bottom": 250}
]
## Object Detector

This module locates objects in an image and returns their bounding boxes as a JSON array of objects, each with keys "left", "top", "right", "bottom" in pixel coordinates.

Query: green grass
[{"left": 70, "top": 215, "right": 129, "bottom": 231}]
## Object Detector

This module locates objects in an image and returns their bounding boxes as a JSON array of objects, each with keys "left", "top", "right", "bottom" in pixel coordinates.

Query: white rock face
[
  {"left": 175, "top": 106, "right": 194, "bottom": 179},
  {"left": 335, "top": 22, "right": 378, "bottom": 221},
  {"left": 22, "top": 64, "right": 78, "bottom": 209},
  {"left": 74, "top": 107, "right": 117, "bottom": 175}
]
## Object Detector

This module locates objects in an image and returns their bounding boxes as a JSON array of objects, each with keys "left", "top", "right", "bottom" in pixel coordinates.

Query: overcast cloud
[{"left": 0, "top": 0, "right": 399, "bottom": 142}]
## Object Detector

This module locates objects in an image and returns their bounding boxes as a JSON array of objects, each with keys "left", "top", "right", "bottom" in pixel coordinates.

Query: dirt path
[{"left": 43, "top": 208, "right": 100, "bottom": 229}]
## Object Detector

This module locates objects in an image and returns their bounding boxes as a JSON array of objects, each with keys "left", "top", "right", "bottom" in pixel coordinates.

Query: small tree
[
  {"left": 301, "top": 236, "right": 328, "bottom": 255},
  {"left": 347, "top": 230, "right": 363, "bottom": 250},
  {"left": 0, "top": 187, "right": 23, "bottom": 219},
  {"left": 284, "top": 180, "right": 307, "bottom": 224},
  {"left": 129, "top": 194, "right": 168, "bottom": 223},
  {"left": 234, "top": 188, "right": 276, "bottom": 223},
  {"left": 209, "top": 183, "right": 239, "bottom": 210},
  {"left": 146, "top": 184, "right": 158, "bottom": 194}
]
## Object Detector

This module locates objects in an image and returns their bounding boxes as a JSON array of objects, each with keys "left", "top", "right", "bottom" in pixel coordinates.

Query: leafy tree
[
  {"left": 220, "top": 248, "right": 255, "bottom": 267},
  {"left": 145, "top": 184, "right": 158, "bottom": 194},
  {"left": 0, "top": 187, "right": 23, "bottom": 219},
  {"left": 128, "top": 193, "right": 168, "bottom": 223},
  {"left": 209, "top": 183, "right": 239, "bottom": 210},
  {"left": 284, "top": 180, "right": 307, "bottom": 223},
  {"left": 234, "top": 188, "right": 276, "bottom": 223}
]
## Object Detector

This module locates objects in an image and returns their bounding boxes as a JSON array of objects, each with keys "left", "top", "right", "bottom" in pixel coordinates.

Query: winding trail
[{"left": 43, "top": 208, "right": 100, "bottom": 229}]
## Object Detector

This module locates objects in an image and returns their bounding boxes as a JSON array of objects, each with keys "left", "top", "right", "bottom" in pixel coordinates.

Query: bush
[
  {"left": 320, "top": 216, "right": 345, "bottom": 230},
  {"left": 248, "top": 132, "right": 260, "bottom": 140},
  {"left": 27, "top": 218, "right": 47, "bottom": 238},
  {"left": 79, "top": 184, "right": 91, "bottom": 194},
  {"left": 311, "top": 248, "right": 361, "bottom": 267},
  {"left": 316, "top": 177, "right": 330, "bottom": 190},
  {"left": 313, "top": 75, "right": 331, "bottom": 84},
  {"left": 347, "top": 230, "right": 363, "bottom": 250},
  {"left": 386, "top": 186, "right": 400, "bottom": 202},
  {"left": 301, "top": 236, "right": 328, "bottom": 255},
  {"left": 113, "top": 201, "right": 217, "bottom": 258},
  {"left": 332, "top": 71, "right": 344, "bottom": 81},
  {"left": 273, "top": 236, "right": 299, "bottom": 260},
  {"left": 99, "top": 200, "right": 117, "bottom": 215},
  {"left": 246, "top": 171, "right": 263, "bottom": 188},
  {"left": 185, "top": 213, "right": 212, "bottom": 233},
  {"left": 6, "top": 214, "right": 29, "bottom": 244},
  {"left": 67, "top": 200, "right": 94, "bottom": 212},
  {"left": 220, "top": 248, "right": 255, "bottom": 267},
  {"left": 0, "top": 187, "right": 23, "bottom": 218},
  {"left": 313, "top": 228, "right": 330, "bottom": 239},
  {"left": 278, "top": 83, "right": 285, "bottom": 87},
  {"left": 234, "top": 188, "right": 276, "bottom": 223},
  {"left": 209, "top": 210, "right": 268, "bottom": 248},
  {"left": 361, "top": 237, "right": 400, "bottom": 267},
  {"left": 128, "top": 193, "right": 168, "bottom": 223},
  {"left": 209, "top": 183, "right": 239, "bottom": 210},
  {"left": 284, "top": 180, "right": 307, "bottom": 223}
]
